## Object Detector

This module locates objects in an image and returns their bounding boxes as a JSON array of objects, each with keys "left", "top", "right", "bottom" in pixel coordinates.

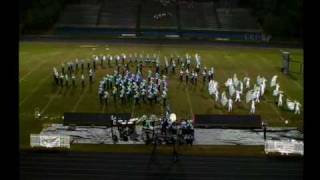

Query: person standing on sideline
[{"left": 262, "top": 122, "right": 267, "bottom": 141}]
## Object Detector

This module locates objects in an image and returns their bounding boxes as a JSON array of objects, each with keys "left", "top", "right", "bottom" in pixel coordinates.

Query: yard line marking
[
  {"left": 19, "top": 76, "right": 51, "bottom": 106},
  {"left": 40, "top": 89, "right": 62, "bottom": 114},
  {"left": 20, "top": 61, "right": 48, "bottom": 82},
  {"left": 19, "top": 51, "right": 62, "bottom": 82},
  {"left": 267, "top": 103, "right": 284, "bottom": 121},
  {"left": 263, "top": 96, "right": 284, "bottom": 120},
  {"left": 71, "top": 85, "right": 90, "bottom": 112},
  {"left": 185, "top": 86, "right": 194, "bottom": 117}
]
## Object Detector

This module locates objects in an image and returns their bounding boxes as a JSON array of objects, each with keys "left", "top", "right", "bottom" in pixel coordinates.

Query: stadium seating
[
  {"left": 180, "top": 1, "right": 219, "bottom": 30},
  {"left": 97, "top": 0, "right": 139, "bottom": 28},
  {"left": 55, "top": 0, "right": 261, "bottom": 37},
  {"left": 56, "top": 3, "right": 100, "bottom": 27},
  {"left": 140, "top": 0, "right": 177, "bottom": 29},
  {"left": 217, "top": 8, "right": 259, "bottom": 30}
]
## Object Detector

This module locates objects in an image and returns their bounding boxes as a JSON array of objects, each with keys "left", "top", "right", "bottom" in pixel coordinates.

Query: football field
[{"left": 19, "top": 41, "right": 303, "bottom": 149}]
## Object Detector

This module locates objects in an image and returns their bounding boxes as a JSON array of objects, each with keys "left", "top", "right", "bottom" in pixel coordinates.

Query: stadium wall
[{"left": 55, "top": 26, "right": 263, "bottom": 41}]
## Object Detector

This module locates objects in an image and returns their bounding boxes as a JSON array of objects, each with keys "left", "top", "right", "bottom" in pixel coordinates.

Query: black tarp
[
  {"left": 194, "top": 114, "right": 262, "bottom": 129},
  {"left": 63, "top": 112, "right": 131, "bottom": 126}
]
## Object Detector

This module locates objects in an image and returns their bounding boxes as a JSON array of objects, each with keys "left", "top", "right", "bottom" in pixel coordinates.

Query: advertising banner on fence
[
  {"left": 265, "top": 140, "right": 303, "bottom": 155},
  {"left": 30, "top": 134, "right": 70, "bottom": 148}
]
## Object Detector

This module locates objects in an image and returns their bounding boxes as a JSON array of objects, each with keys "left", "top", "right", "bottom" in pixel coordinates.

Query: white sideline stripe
[
  {"left": 165, "top": 34, "right": 180, "bottom": 38},
  {"left": 267, "top": 102, "right": 284, "bottom": 120},
  {"left": 216, "top": 38, "right": 230, "bottom": 41},
  {"left": 80, "top": 45, "right": 98, "bottom": 48},
  {"left": 20, "top": 76, "right": 51, "bottom": 106},
  {"left": 121, "top": 34, "right": 136, "bottom": 37},
  {"left": 71, "top": 86, "right": 89, "bottom": 112}
]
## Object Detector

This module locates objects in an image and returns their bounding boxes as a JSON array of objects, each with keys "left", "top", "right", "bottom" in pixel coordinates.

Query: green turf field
[{"left": 19, "top": 41, "right": 303, "bottom": 149}]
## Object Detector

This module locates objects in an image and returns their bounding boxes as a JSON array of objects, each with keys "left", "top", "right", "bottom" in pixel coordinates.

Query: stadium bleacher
[
  {"left": 180, "top": 1, "right": 219, "bottom": 30},
  {"left": 97, "top": 0, "right": 139, "bottom": 28},
  {"left": 56, "top": 2, "right": 100, "bottom": 27},
  {"left": 140, "top": 0, "right": 177, "bottom": 29},
  {"left": 217, "top": 8, "right": 259, "bottom": 30},
  {"left": 55, "top": 0, "right": 262, "bottom": 39}
]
